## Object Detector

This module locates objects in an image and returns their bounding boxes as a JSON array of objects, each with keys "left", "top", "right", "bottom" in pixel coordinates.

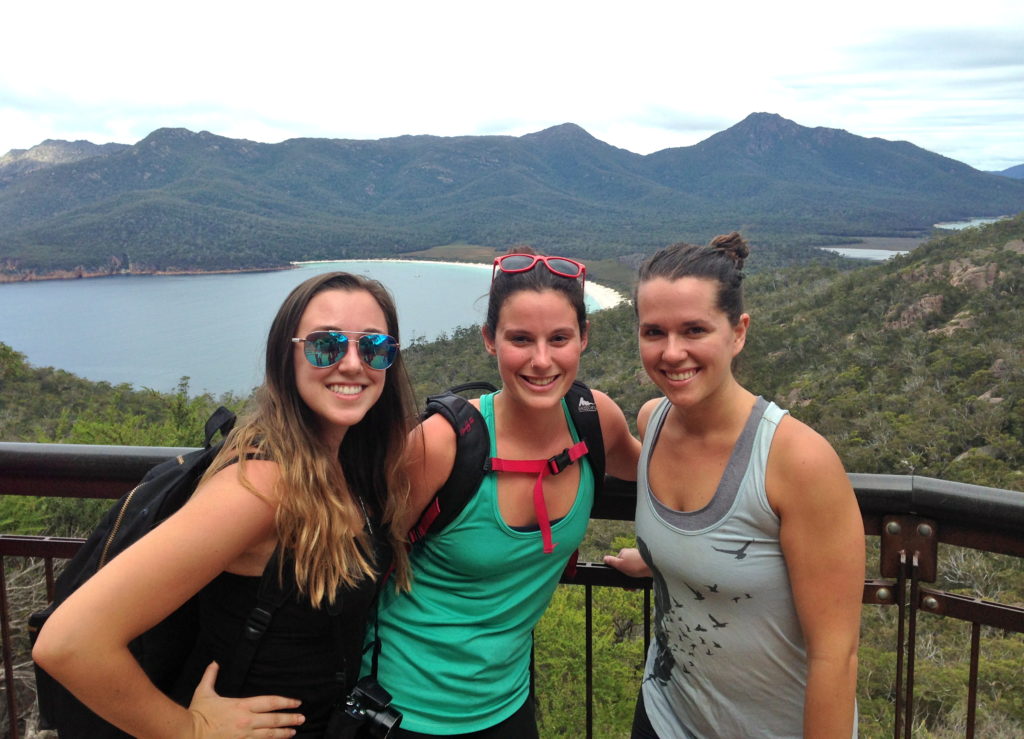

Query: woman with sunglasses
[
  {"left": 604, "top": 233, "right": 863, "bottom": 738},
  {"left": 369, "top": 251, "right": 641, "bottom": 737},
  {"left": 34, "top": 271, "right": 415, "bottom": 738}
]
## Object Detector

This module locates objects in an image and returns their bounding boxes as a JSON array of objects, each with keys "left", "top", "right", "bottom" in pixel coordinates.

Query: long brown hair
[{"left": 207, "top": 271, "right": 415, "bottom": 603}]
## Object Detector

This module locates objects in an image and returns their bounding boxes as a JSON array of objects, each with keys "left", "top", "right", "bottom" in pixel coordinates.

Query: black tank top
[{"left": 172, "top": 532, "right": 393, "bottom": 737}]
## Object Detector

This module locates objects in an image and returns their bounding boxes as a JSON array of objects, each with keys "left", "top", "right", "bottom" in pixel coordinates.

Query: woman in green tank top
[{"left": 372, "top": 250, "right": 641, "bottom": 736}]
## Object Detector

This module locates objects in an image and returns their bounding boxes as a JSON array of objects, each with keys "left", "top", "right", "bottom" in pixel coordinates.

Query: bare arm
[
  {"left": 398, "top": 414, "right": 458, "bottom": 536},
  {"left": 33, "top": 462, "right": 304, "bottom": 739},
  {"left": 769, "top": 417, "right": 864, "bottom": 738},
  {"left": 593, "top": 389, "right": 641, "bottom": 481},
  {"left": 636, "top": 397, "right": 660, "bottom": 442},
  {"left": 602, "top": 397, "right": 659, "bottom": 577}
]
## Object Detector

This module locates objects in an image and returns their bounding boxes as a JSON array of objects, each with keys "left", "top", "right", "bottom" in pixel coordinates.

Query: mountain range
[
  {"left": 995, "top": 163, "right": 1024, "bottom": 179},
  {"left": 1, "top": 112, "right": 1023, "bottom": 279}
]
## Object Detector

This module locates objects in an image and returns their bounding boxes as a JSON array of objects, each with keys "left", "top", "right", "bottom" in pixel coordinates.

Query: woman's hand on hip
[{"left": 189, "top": 662, "right": 304, "bottom": 738}]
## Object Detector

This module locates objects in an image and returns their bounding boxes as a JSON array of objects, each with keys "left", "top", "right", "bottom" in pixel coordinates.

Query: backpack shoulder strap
[
  {"left": 408, "top": 382, "right": 497, "bottom": 542},
  {"left": 203, "top": 406, "right": 237, "bottom": 447},
  {"left": 565, "top": 381, "right": 604, "bottom": 498},
  {"left": 409, "top": 380, "right": 605, "bottom": 543},
  {"left": 217, "top": 548, "right": 295, "bottom": 695}
]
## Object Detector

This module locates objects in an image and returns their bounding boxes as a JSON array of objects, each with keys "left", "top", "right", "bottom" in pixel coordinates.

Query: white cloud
[{"left": 1, "top": 0, "right": 1022, "bottom": 169}]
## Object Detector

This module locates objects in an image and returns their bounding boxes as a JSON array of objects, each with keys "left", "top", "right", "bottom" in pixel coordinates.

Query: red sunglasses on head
[{"left": 491, "top": 254, "right": 586, "bottom": 287}]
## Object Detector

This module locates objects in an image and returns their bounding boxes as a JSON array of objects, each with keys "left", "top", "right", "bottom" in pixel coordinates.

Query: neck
[
  {"left": 672, "top": 381, "right": 756, "bottom": 438},
  {"left": 318, "top": 421, "right": 348, "bottom": 455},
  {"left": 492, "top": 390, "right": 568, "bottom": 446}
]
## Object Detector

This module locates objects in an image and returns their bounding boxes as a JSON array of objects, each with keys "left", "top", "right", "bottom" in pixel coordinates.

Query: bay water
[
  {"left": 819, "top": 217, "right": 1011, "bottom": 261},
  {"left": 1, "top": 260, "right": 594, "bottom": 396},
  {"left": 933, "top": 216, "right": 1010, "bottom": 230},
  {"left": 817, "top": 247, "right": 910, "bottom": 261}
]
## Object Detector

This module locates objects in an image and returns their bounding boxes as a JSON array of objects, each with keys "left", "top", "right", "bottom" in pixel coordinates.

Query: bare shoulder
[
  {"left": 404, "top": 413, "right": 458, "bottom": 527},
  {"left": 191, "top": 458, "right": 282, "bottom": 510},
  {"left": 772, "top": 414, "right": 846, "bottom": 477},
  {"left": 592, "top": 388, "right": 628, "bottom": 427},
  {"left": 767, "top": 413, "right": 854, "bottom": 512},
  {"left": 198, "top": 453, "right": 283, "bottom": 486},
  {"left": 590, "top": 389, "right": 640, "bottom": 480},
  {"left": 637, "top": 397, "right": 663, "bottom": 440},
  {"left": 417, "top": 412, "right": 458, "bottom": 460}
]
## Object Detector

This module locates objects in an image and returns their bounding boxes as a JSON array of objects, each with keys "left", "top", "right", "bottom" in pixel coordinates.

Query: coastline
[
  {"left": 0, "top": 264, "right": 292, "bottom": 284},
  {"left": 1, "top": 256, "right": 627, "bottom": 310},
  {"left": 292, "top": 257, "right": 627, "bottom": 310}
]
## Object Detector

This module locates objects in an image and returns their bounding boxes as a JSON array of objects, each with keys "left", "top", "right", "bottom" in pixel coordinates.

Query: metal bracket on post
[
  {"left": 880, "top": 515, "right": 938, "bottom": 583},
  {"left": 878, "top": 514, "right": 938, "bottom": 739}
]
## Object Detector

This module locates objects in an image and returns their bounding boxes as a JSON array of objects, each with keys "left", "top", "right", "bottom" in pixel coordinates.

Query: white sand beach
[
  {"left": 292, "top": 257, "right": 627, "bottom": 310},
  {"left": 585, "top": 280, "right": 626, "bottom": 309}
]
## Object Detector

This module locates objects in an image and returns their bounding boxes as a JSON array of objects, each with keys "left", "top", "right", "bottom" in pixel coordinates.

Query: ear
[
  {"left": 580, "top": 319, "right": 590, "bottom": 351},
  {"left": 481, "top": 325, "right": 497, "bottom": 356},
  {"left": 731, "top": 313, "right": 750, "bottom": 357}
]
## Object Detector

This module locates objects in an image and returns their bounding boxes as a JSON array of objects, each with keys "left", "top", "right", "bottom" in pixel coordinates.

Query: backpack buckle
[
  {"left": 547, "top": 448, "right": 573, "bottom": 475},
  {"left": 244, "top": 606, "right": 273, "bottom": 641}
]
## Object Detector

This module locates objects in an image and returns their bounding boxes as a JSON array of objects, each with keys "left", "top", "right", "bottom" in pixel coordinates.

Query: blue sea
[{"left": 0, "top": 260, "right": 604, "bottom": 396}]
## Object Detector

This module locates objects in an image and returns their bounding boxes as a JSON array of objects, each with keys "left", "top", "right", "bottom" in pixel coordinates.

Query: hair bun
[{"left": 709, "top": 232, "right": 749, "bottom": 268}]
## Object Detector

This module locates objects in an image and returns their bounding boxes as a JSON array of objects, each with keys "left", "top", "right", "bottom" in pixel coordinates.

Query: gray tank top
[{"left": 635, "top": 396, "right": 810, "bottom": 738}]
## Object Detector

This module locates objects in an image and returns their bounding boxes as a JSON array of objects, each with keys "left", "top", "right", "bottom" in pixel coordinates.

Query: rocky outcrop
[
  {"left": 901, "top": 258, "right": 1001, "bottom": 291},
  {"left": 948, "top": 260, "right": 999, "bottom": 290},
  {"left": 928, "top": 310, "right": 978, "bottom": 337},
  {"left": 886, "top": 294, "right": 944, "bottom": 329},
  {"left": 0, "top": 139, "right": 129, "bottom": 180}
]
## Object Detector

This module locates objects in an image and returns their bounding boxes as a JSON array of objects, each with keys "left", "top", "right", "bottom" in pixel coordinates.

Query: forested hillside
[
  {"left": 407, "top": 214, "right": 1024, "bottom": 492},
  {"left": 390, "top": 216, "right": 1024, "bottom": 734},
  {"left": 2, "top": 216, "right": 1023, "bottom": 735},
  {"left": 3, "top": 113, "right": 1023, "bottom": 279},
  {"left": 4, "top": 214, "right": 1022, "bottom": 494}
]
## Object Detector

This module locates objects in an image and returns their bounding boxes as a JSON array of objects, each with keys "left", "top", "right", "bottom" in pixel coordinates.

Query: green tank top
[{"left": 367, "top": 392, "right": 594, "bottom": 733}]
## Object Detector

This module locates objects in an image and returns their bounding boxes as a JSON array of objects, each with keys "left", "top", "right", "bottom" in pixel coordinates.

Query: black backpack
[
  {"left": 407, "top": 381, "right": 605, "bottom": 545},
  {"left": 29, "top": 407, "right": 293, "bottom": 738}
]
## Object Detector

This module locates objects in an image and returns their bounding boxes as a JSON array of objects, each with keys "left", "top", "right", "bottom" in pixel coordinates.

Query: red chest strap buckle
[{"left": 488, "top": 440, "right": 588, "bottom": 554}]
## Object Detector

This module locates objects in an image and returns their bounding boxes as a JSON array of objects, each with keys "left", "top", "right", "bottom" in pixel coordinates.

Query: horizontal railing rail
[
  {"left": 2, "top": 441, "right": 1023, "bottom": 738},
  {"left": 5, "top": 444, "right": 1024, "bottom": 534}
]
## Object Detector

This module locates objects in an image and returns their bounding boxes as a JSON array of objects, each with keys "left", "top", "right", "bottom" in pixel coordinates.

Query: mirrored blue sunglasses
[{"left": 291, "top": 331, "right": 399, "bottom": 370}]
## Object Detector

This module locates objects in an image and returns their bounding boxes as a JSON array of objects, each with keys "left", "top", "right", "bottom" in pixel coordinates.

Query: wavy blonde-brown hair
[{"left": 205, "top": 272, "right": 415, "bottom": 604}]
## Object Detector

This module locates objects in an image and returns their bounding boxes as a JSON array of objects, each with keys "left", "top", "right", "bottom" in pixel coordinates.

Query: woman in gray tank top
[{"left": 605, "top": 233, "right": 864, "bottom": 738}]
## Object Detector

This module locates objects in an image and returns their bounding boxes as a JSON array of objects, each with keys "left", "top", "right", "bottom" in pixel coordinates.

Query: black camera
[{"left": 327, "top": 676, "right": 402, "bottom": 738}]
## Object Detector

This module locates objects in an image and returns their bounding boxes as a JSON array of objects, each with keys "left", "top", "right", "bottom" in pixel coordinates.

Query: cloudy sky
[{"left": 2, "top": 0, "right": 1022, "bottom": 171}]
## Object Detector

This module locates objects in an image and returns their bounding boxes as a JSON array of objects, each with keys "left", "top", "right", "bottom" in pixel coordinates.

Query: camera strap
[{"left": 361, "top": 597, "right": 384, "bottom": 678}]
